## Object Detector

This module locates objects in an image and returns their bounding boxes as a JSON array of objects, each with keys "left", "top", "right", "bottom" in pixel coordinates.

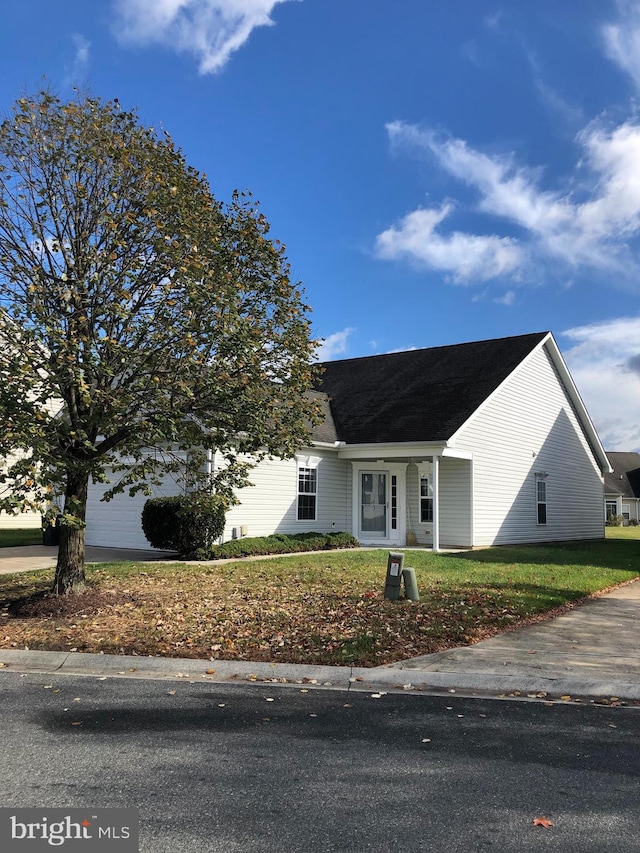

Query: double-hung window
[
  {"left": 420, "top": 473, "right": 433, "bottom": 523},
  {"left": 297, "top": 466, "right": 317, "bottom": 521},
  {"left": 536, "top": 476, "right": 547, "bottom": 525}
]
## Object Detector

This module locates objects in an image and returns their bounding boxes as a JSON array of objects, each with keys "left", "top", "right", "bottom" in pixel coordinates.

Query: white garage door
[{"left": 85, "top": 471, "right": 183, "bottom": 550}]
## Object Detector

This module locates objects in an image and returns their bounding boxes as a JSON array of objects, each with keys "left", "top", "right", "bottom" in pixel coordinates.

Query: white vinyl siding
[
  {"left": 85, "top": 449, "right": 350, "bottom": 550},
  {"left": 0, "top": 448, "right": 44, "bottom": 530},
  {"left": 452, "top": 343, "right": 604, "bottom": 546},
  {"left": 439, "top": 456, "right": 473, "bottom": 547},
  {"left": 407, "top": 458, "right": 472, "bottom": 548},
  {"left": 85, "top": 468, "right": 184, "bottom": 549},
  {"left": 0, "top": 508, "right": 42, "bottom": 530},
  {"left": 406, "top": 463, "right": 427, "bottom": 544},
  {"left": 222, "top": 450, "right": 350, "bottom": 541},
  {"left": 0, "top": 396, "right": 63, "bottom": 530}
]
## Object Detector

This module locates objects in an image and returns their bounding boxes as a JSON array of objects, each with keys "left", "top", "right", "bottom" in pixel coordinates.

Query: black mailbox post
[{"left": 384, "top": 551, "right": 405, "bottom": 600}]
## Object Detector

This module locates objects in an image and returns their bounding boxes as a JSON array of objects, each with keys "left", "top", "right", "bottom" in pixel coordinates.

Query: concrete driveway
[{"left": 0, "top": 545, "right": 176, "bottom": 575}]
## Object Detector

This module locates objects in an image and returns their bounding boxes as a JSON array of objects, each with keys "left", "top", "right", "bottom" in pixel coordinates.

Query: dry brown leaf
[{"left": 533, "top": 817, "right": 553, "bottom": 829}]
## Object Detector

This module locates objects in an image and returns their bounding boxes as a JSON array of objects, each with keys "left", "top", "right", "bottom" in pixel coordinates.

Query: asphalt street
[{"left": 1, "top": 670, "right": 639, "bottom": 852}]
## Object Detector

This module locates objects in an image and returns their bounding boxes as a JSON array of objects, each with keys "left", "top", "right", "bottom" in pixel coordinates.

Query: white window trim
[
  {"left": 296, "top": 456, "right": 319, "bottom": 522},
  {"left": 535, "top": 474, "right": 548, "bottom": 526},
  {"left": 416, "top": 462, "right": 433, "bottom": 528},
  {"left": 419, "top": 471, "right": 434, "bottom": 524}
]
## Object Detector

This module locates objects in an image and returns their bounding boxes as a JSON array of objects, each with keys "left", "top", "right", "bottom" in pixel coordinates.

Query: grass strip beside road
[
  {"left": 2, "top": 533, "right": 639, "bottom": 667},
  {"left": 0, "top": 528, "right": 43, "bottom": 548}
]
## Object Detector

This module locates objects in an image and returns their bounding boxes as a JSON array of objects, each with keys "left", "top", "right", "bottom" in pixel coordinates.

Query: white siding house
[
  {"left": 85, "top": 467, "right": 184, "bottom": 550},
  {"left": 221, "top": 450, "right": 351, "bottom": 542},
  {"left": 604, "top": 452, "right": 640, "bottom": 524},
  {"left": 0, "top": 395, "right": 64, "bottom": 531},
  {"left": 449, "top": 344, "right": 604, "bottom": 545},
  {"left": 85, "top": 332, "right": 610, "bottom": 551}
]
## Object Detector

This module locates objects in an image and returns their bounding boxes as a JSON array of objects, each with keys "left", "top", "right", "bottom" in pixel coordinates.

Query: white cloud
[
  {"left": 112, "top": 0, "right": 296, "bottom": 74},
  {"left": 483, "top": 11, "right": 504, "bottom": 31},
  {"left": 377, "top": 119, "right": 640, "bottom": 286},
  {"left": 603, "top": 1, "right": 640, "bottom": 90},
  {"left": 314, "top": 327, "right": 355, "bottom": 362},
  {"left": 63, "top": 33, "right": 91, "bottom": 87},
  {"left": 494, "top": 290, "right": 516, "bottom": 305},
  {"left": 561, "top": 317, "right": 640, "bottom": 451},
  {"left": 72, "top": 33, "right": 91, "bottom": 69},
  {"left": 375, "top": 204, "right": 522, "bottom": 283}
]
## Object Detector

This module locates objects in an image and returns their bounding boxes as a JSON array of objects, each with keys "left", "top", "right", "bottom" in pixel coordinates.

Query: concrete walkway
[{"left": 1, "top": 546, "right": 640, "bottom": 702}]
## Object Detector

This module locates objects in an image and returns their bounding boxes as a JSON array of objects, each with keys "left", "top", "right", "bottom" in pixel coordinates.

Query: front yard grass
[
  {"left": 0, "top": 528, "right": 43, "bottom": 548},
  {"left": 2, "top": 535, "right": 639, "bottom": 667},
  {"left": 605, "top": 525, "right": 640, "bottom": 541}
]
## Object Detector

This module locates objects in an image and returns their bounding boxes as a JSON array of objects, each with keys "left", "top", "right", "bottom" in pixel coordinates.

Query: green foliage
[
  {"left": 0, "top": 90, "right": 319, "bottom": 591},
  {"left": 141, "top": 494, "right": 227, "bottom": 554},
  {"left": 326, "top": 531, "right": 361, "bottom": 549},
  {"left": 198, "top": 531, "right": 359, "bottom": 560}
]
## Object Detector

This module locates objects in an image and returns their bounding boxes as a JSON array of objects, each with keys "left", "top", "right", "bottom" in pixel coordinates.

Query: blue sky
[{"left": 2, "top": 0, "right": 640, "bottom": 449}]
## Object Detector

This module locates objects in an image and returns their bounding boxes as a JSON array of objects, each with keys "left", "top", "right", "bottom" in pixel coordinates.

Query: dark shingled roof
[
  {"left": 604, "top": 451, "right": 640, "bottom": 498},
  {"left": 307, "top": 391, "right": 339, "bottom": 444},
  {"left": 315, "top": 332, "right": 549, "bottom": 445}
]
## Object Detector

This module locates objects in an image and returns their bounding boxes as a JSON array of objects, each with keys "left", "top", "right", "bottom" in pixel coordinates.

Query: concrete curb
[{"left": 2, "top": 648, "right": 639, "bottom": 703}]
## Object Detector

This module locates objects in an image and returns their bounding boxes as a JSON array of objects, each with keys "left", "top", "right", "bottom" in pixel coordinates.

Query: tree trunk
[{"left": 52, "top": 472, "right": 89, "bottom": 595}]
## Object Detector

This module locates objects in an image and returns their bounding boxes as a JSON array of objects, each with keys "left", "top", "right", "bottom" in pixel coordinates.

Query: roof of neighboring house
[
  {"left": 315, "top": 332, "right": 549, "bottom": 444},
  {"left": 604, "top": 451, "right": 640, "bottom": 498}
]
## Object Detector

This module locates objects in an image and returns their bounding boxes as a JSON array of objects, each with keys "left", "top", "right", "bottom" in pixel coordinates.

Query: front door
[{"left": 360, "top": 471, "right": 387, "bottom": 538}]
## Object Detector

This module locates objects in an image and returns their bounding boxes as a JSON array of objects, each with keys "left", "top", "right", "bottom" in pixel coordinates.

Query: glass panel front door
[{"left": 360, "top": 472, "right": 387, "bottom": 536}]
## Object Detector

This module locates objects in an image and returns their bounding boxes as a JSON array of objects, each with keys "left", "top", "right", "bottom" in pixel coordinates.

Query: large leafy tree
[{"left": 0, "top": 91, "right": 318, "bottom": 594}]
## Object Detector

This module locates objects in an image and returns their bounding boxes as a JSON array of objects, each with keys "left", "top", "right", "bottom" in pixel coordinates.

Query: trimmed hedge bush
[
  {"left": 190, "top": 531, "right": 359, "bottom": 561},
  {"left": 141, "top": 494, "right": 227, "bottom": 555}
]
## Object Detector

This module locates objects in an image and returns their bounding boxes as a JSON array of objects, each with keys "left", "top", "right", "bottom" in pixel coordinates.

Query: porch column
[{"left": 432, "top": 454, "right": 440, "bottom": 552}]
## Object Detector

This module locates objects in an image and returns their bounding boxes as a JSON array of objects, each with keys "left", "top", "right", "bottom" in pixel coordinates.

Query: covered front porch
[{"left": 337, "top": 443, "right": 474, "bottom": 551}]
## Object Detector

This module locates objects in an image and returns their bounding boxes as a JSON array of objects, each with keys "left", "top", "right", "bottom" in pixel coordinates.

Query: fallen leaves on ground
[
  {"left": 533, "top": 817, "right": 554, "bottom": 829},
  {"left": 0, "top": 562, "right": 584, "bottom": 667}
]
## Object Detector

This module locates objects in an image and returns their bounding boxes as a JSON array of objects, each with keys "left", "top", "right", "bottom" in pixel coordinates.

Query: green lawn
[
  {"left": 2, "top": 535, "right": 639, "bottom": 666},
  {"left": 605, "top": 525, "right": 640, "bottom": 540},
  {"left": 0, "top": 528, "right": 42, "bottom": 548}
]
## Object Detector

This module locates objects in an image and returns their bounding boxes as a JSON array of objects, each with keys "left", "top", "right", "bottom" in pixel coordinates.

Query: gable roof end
[
  {"left": 316, "top": 332, "right": 548, "bottom": 445},
  {"left": 314, "top": 331, "right": 610, "bottom": 476}
]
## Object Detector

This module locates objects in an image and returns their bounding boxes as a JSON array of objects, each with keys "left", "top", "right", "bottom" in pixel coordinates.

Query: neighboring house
[
  {"left": 0, "top": 453, "right": 43, "bottom": 531},
  {"left": 604, "top": 452, "right": 640, "bottom": 523},
  {"left": 85, "top": 331, "right": 610, "bottom": 551},
  {"left": 0, "top": 319, "right": 63, "bottom": 531}
]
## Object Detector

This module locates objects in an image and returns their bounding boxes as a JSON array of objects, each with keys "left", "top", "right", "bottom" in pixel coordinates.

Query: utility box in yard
[{"left": 384, "top": 551, "right": 404, "bottom": 600}]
